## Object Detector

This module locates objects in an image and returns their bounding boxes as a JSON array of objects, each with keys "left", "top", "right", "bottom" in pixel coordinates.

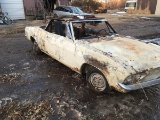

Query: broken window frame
[
  {"left": 45, "top": 18, "right": 117, "bottom": 42},
  {"left": 70, "top": 19, "right": 117, "bottom": 41}
]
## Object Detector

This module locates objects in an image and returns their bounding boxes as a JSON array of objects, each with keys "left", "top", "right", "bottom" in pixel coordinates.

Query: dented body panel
[{"left": 25, "top": 18, "right": 160, "bottom": 93}]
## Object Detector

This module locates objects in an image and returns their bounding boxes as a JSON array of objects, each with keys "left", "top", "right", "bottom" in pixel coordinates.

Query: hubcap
[{"left": 89, "top": 73, "right": 106, "bottom": 91}]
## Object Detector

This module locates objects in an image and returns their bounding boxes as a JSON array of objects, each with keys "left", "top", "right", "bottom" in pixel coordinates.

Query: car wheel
[
  {"left": 86, "top": 67, "right": 110, "bottom": 93},
  {"left": 33, "top": 41, "right": 42, "bottom": 54}
]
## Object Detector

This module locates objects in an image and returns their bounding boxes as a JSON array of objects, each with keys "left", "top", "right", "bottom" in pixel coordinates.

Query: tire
[
  {"left": 86, "top": 67, "right": 110, "bottom": 93},
  {"left": 4, "top": 16, "right": 13, "bottom": 25},
  {"left": 33, "top": 41, "right": 42, "bottom": 54}
]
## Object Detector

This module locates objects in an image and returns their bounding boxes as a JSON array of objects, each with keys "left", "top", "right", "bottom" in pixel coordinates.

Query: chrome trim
[{"left": 118, "top": 78, "right": 160, "bottom": 91}]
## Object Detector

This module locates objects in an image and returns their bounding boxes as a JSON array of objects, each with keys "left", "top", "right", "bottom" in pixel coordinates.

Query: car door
[
  {"left": 43, "top": 34, "right": 78, "bottom": 70},
  {"left": 58, "top": 37, "right": 78, "bottom": 68},
  {"left": 40, "top": 22, "right": 77, "bottom": 70},
  {"left": 58, "top": 22, "right": 86, "bottom": 71}
]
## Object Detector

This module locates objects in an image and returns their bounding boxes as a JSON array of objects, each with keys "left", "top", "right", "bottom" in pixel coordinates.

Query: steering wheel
[{"left": 96, "top": 29, "right": 107, "bottom": 36}]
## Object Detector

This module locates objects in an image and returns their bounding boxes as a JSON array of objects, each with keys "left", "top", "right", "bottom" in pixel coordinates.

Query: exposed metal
[{"left": 25, "top": 17, "right": 160, "bottom": 93}]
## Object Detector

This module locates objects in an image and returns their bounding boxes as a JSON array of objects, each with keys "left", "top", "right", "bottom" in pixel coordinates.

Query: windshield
[
  {"left": 69, "top": 7, "right": 83, "bottom": 14},
  {"left": 71, "top": 19, "right": 116, "bottom": 40}
]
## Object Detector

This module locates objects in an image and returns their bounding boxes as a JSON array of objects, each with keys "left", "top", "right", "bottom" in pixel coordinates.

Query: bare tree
[
  {"left": 43, "top": 0, "right": 56, "bottom": 15},
  {"left": 118, "top": 0, "right": 127, "bottom": 8},
  {"left": 107, "top": 0, "right": 118, "bottom": 9},
  {"left": 71, "top": 0, "right": 102, "bottom": 12}
]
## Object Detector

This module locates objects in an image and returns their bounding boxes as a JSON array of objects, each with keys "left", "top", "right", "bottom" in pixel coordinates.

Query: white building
[
  {"left": 155, "top": 0, "right": 160, "bottom": 15},
  {"left": 0, "top": 0, "right": 25, "bottom": 20}
]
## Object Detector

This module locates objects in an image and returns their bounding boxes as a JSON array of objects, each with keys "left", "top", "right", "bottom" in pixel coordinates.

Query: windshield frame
[{"left": 70, "top": 19, "right": 117, "bottom": 41}]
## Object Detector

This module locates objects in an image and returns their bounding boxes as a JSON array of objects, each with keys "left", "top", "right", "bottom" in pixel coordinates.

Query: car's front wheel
[{"left": 86, "top": 67, "right": 110, "bottom": 93}]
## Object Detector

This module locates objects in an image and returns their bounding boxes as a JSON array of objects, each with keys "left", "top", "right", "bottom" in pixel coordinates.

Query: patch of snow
[
  {"left": 9, "top": 64, "right": 16, "bottom": 67},
  {"left": 110, "top": 14, "right": 118, "bottom": 16},
  {"left": 125, "top": 36, "right": 131, "bottom": 38},
  {"left": 117, "top": 11, "right": 126, "bottom": 14},
  {"left": 143, "top": 38, "right": 160, "bottom": 45},
  {"left": 0, "top": 97, "right": 13, "bottom": 106},
  {"left": 110, "top": 14, "right": 122, "bottom": 16},
  {"left": 141, "top": 17, "right": 151, "bottom": 20},
  {"left": 23, "top": 62, "right": 30, "bottom": 66}
]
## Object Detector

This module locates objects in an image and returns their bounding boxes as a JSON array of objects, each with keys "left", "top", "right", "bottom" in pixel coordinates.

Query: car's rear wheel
[
  {"left": 86, "top": 67, "right": 110, "bottom": 93},
  {"left": 33, "top": 41, "right": 42, "bottom": 54}
]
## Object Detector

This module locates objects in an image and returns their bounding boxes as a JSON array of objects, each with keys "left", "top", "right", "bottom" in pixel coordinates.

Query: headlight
[{"left": 123, "top": 73, "right": 147, "bottom": 85}]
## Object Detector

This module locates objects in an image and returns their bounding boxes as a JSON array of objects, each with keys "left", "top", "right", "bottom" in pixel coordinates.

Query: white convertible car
[{"left": 25, "top": 16, "right": 160, "bottom": 93}]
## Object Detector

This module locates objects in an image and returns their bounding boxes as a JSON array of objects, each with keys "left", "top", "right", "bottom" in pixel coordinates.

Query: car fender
[{"left": 82, "top": 55, "right": 130, "bottom": 89}]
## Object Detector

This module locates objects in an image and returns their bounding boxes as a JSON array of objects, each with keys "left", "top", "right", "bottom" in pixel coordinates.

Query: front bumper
[{"left": 118, "top": 77, "right": 160, "bottom": 91}]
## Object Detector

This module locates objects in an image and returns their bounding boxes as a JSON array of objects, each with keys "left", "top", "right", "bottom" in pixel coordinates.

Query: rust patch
[
  {"left": 116, "top": 40, "right": 144, "bottom": 54},
  {"left": 101, "top": 51, "right": 113, "bottom": 57},
  {"left": 87, "top": 39, "right": 104, "bottom": 43},
  {"left": 84, "top": 55, "right": 109, "bottom": 74},
  {"left": 87, "top": 37, "right": 114, "bottom": 43}
]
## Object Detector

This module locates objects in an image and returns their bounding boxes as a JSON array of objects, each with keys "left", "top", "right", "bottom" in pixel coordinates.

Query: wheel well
[
  {"left": 81, "top": 63, "right": 99, "bottom": 78},
  {"left": 81, "top": 63, "right": 111, "bottom": 93},
  {"left": 81, "top": 63, "right": 108, "bottom": 81},
  {"left": 80, "top": 63, "right": 93, "bottom": 78},
  {"left": 30, "top": 36, "right": 35, "bottom": 43}
]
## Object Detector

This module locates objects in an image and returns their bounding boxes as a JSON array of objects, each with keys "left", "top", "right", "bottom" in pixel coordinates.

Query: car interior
[
  {"left": 45, "top": 19, "right": 66, "bottom": 37},
  {"left": 72, "top": 21, "right": 114, "bottom": 40},
  {"left": 45, "top": 18, "right": 116, "bottom": 40}
]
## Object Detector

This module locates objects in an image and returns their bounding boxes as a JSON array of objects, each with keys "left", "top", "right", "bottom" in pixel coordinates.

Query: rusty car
[{"left": 25, "top": 16, "right": 160, "bottom": 93}]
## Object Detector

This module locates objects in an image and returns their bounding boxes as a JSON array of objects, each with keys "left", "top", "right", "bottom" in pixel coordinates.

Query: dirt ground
[{"left": 0, "top": 12, "right": 160, "bottom": 120}]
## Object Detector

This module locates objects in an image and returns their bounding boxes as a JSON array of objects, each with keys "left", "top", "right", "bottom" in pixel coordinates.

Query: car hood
[{"left": 89, "top": 36, "right": 160, "bottom": 72}]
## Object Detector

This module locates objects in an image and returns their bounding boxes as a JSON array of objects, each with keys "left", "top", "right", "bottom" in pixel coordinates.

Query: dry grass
[
  {"left": 0, "top": 20, "right": 45, "bottom": 35},
  {"left": 0, "top": 100, "right": 54, "bottom": 120}
]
